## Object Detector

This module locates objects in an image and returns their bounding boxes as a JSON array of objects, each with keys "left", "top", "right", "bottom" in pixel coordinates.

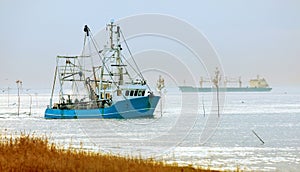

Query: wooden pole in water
[
  {"left": 252, "top": 130, "right": 265, "bottom": 144},
  {"left": 16, "top": 80, "right": 22, "bottom": 116},
  {"left": 50, "top": 66, "right": 58, "bottom": 108},
  {"left": 202, "top": 96, "right": 206, "bottom": 117},
  {"left": 213, "top": 67, "right": 220, "bottom": 117},
  {"left": 27, "top": 93, "right": 32, "bottom": 116},
  {"left": 7, "top": 86, "right": 10, "bottom": 107},
  {"left": 216, "top": 85, "right": 220, "bottom": 117},
  {"left": 160, "top": 91, "right": 162, "bottom": 117}
]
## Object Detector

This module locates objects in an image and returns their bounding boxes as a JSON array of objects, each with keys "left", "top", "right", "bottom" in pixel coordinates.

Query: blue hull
[{"left": 45, "top": 96, "right": 160, "bottom": 119}]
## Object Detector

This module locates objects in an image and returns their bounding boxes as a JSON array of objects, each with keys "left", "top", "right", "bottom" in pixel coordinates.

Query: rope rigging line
[
  {"left": 119, "top": 29, "right": 152, "bottom": 92},
  {"left": 83, "top": 25, "right": 129, "bottom": 100},
  {"left": 120, "top": 54, "right": 139, "bottom": 82},
  {"left": 85, "top": 27, "right": 118, "bottom": 86}
]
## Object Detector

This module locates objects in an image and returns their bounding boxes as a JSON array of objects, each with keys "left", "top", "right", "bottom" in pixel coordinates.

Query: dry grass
[{"left": 0, "top": 133, "right": 219, "bottom": 172}]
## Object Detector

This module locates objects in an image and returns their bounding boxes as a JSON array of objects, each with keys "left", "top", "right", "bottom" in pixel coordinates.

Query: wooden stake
[{"left": 252, "top": 130, "right": 265, "bottom": 144}]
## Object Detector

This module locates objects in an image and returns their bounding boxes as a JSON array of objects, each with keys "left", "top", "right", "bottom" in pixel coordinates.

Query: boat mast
[
  {"left": 107, "top": 21, "right": 124, "bottom": 86},
  {"left": 116, "top": 25, "right": 124, "bottom": 86}
]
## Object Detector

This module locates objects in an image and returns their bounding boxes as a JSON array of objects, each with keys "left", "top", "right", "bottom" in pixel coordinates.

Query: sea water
[{"left": 0, "top": 87, "right": 299, "bottom": 171}]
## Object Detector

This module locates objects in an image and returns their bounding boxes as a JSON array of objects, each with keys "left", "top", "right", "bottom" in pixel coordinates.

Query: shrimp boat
[{"left": 45, "top": 21, "right": 160, "bottom": 119}]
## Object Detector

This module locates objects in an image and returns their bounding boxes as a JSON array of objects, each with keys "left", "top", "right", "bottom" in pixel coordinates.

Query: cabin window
[
  {"left": 101, "top": 93, "right": 104, "bottom": 99},
  {"left": 127, "top": 90, "right": 145, "bottom": 96},
  {"left": 130, "top": 90, "right": 134, "bottom": 96},
  {"left": 138, "top": 90, "right": 144, "bottom": 96},
  {"left": 134, "top": 90, "right": 138, "bottom": 96}
]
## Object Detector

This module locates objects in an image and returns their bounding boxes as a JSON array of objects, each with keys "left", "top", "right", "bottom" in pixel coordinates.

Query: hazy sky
[{"left": 0, "top": 0, "right": 299, "bottom": 89}]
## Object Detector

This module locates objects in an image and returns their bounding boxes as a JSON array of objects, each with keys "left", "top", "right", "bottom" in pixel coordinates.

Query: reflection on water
[{"left": 0, "top": 88, "right": 300, "bottom": 171}]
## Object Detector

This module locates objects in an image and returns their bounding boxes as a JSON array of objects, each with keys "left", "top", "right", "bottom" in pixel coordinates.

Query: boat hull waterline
[{"left": 45, "top": 96, "right": 160, "bottom": 119}]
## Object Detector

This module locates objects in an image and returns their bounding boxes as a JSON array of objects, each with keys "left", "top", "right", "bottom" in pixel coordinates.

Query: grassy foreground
[{"left": 0, "top": 134, "right": 219, "bottom": 172}]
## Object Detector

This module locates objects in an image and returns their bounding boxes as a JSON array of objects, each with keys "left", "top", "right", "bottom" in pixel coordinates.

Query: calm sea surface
[{"left": 0, "top": 87, "right": 299, "bottom": 171}]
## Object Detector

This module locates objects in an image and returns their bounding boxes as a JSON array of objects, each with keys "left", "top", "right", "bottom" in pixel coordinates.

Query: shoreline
[{"left": 0, "top": 133, "right": 221, "bottom": 172}]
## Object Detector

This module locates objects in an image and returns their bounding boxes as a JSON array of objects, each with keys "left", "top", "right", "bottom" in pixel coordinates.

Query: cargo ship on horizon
[{"left": 179, "top": 68, "right": 272, "bottom": 92}]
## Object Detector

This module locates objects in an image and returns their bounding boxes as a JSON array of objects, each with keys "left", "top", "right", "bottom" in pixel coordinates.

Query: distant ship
[
  {"left": 45, "top": 21, "right": 160, "bottom": 119},
  {"left": 179, "top": 68, "right": 272, "bottom": 92}
]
